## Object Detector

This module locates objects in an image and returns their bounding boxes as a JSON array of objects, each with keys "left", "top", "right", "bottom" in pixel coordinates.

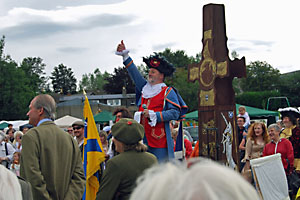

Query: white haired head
[
  {"left": 130, "top": 158, "right": 260, "bottom": 200},
  {"left": 14, "top": 131, "right": 23, "bottom": 139},
  {"left": 0, "top": 165, "right": 22, "bottom": 200}
]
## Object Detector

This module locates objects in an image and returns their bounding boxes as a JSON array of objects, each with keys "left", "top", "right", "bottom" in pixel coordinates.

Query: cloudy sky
[{"left": 0, "top": 0, "right": 299, "bottom": 81}]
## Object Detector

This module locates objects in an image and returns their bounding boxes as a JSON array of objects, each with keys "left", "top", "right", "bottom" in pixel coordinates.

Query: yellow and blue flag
[{"left": 83, "top": 93, "right": 106, "bottom": 200}]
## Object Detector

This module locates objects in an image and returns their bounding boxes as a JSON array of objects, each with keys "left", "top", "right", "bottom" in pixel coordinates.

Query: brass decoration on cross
[{"left": 188, "top": 4, "right": 246, "bottom": 170}]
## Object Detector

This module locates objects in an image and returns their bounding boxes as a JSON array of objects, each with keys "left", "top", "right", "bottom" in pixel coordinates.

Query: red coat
[
  {"left": 173, "top": 139, "right": 193, "bottom": 159},
  {"left": 262, "top": 138, "right": 294, "bottom": 174},
  {"left": 184, "top": 139, "right": 193, "bottom": 158},
  {"left": 140, "top": 87, "right": 168, "bottom": 148},
  {"left": 290, "top": 127, "right": 300, "bottom": 159}
]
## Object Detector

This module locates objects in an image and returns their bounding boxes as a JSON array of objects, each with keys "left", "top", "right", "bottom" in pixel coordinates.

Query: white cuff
[
  {"left": 148, "top": 110, "right": 157, "bottom": 127},
  {"left": 115, "top": 49, "right": 129, "bottom": 61},
  {"left": 134, "top": 111, "right": 142, "bottom": 123}
]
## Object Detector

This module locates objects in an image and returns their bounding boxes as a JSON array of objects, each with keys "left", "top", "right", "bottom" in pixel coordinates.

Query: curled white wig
[
  {"left": 0, "top": 165, "right": 22, "bottom": 200},
  {"left": 130, "top": 158, "right": 260, "bottom": 200}
]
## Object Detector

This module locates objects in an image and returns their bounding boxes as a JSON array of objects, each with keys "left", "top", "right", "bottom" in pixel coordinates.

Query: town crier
[{"left": 116, "top": 40, "right": 188, "bottom": 162}]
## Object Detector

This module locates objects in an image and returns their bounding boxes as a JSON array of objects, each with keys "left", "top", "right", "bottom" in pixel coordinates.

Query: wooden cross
[{"left": 188, "top": 4, "right": 246, "bottom": 169}]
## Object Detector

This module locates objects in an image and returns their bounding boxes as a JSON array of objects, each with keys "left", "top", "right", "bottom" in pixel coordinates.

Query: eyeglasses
[
  {"left": 73, "top": 126, "right": 83, "bottom": 130},
  {"left": 67, "top": 129, "right": 73, "bottom": 132}
]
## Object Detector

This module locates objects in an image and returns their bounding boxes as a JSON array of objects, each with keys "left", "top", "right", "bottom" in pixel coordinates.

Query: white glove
[{"left": 115, "top": 49, "right": 130, "bottom": 61}]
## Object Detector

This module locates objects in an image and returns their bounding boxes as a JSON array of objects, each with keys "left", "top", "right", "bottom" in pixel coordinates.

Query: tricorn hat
[
  {"left": 278, "top": 107, "right": 300, "bottom": 119},
  {"left": 143, "top": 53, "right": 175, "bottom": 77},
  {"left": 111, "top": 118, "right": 144, "bottom": 145}
]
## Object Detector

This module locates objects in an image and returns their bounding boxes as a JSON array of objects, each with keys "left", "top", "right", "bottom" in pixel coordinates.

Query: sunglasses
[
  {"left": 73, "top": 126, "right": 83, "bottom": 130},
  {"left": 67, "top": 129, "right": 73, "bottom": 132}
]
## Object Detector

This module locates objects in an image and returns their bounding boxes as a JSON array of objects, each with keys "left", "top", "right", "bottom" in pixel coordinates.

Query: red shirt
[{"left": 262, "top": 138, "right": 294, "bottom": 174}]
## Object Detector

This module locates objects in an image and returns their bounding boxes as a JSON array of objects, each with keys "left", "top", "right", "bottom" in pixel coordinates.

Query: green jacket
[
  {"left": 20, "top": 121, "right": 85, "bottom": 200},
  {"left": 96, "top": 150, "right": 157, "bottom": 200}
]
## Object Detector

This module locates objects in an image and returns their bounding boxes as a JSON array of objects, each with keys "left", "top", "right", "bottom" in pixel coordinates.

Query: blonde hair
[
  {"left": 13, "top": 131, "right": 23, "bottom": 139},
  {"left": 238, "top": 106, "right": 246, "bottom": 111}
]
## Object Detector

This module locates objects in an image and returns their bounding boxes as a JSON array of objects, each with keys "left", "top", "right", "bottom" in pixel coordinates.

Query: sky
[{"left": 0, "top": 0, "right": 299, "bottom": 81}]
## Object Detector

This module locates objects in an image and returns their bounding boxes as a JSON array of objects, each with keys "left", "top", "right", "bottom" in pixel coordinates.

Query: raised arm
[{"left": 116, "top": 40, "right": 147, "bottom": 94}]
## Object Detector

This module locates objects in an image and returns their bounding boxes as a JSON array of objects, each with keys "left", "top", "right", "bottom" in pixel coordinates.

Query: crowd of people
[
  {"left": 236, "top": 106, "right": 300, "bottom": 199},
  {"left": 0, "top": 124, "right": 29, "bottom": 176},
  {"left": 0, "top": 41, "right": 299, "bottom": 200}
]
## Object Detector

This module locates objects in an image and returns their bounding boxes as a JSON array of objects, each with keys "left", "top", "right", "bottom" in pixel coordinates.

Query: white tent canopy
[
  {"left": 54, "top": 115, "right": 83, "bottom": 129},
  {"left": 0, "top": 120, "right": 29, "bottom": 131}
]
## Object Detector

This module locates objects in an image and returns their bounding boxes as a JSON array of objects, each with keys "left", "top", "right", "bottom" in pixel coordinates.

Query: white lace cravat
[{"left": 142, "top": 82, "right": 166, "bottom": 99}]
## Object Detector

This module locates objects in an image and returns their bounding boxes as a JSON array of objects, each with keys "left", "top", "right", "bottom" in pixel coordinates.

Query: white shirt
[{"left": 0, "top": 141, "right": 15, "bottom": 162}]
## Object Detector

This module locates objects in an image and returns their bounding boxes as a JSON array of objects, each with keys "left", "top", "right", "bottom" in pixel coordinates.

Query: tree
[
  {"left": 235, "top": 91, "right": 281, "bottom": 109},
  {"left": 103, "top": 66, "right": 135, "bottom": 94},
  {"left": 157, "top": 48, "right": 196, "bottom": 69},
  {"left": 231, "top": 50, "right": 239, "bottom": 59},
  {"left": 0, "top": 36, "right": 5, "bottom": 59},
  {"left": 50, "top": 64, "right": 77, "bottom": 95},
  {"left": 165, "top": 68, "right": 199, "bottom": 111},
  {"left": 20, "top": 57, "right": 49, "bottom": 93},
  {"left": 159, "top": 49, "right": 199, "bottom": 111},
  {"left": 279, "top": 71, "right": 300, "bottom": 106},
  {"left": 240, "top": 61, "right": 281, "bottom": 92},
  {"left": 0, "top": 36, "right": 35, "bottom": 120},
  {"left": 79, "top": 68, "right": 108, "bottom": 94}
]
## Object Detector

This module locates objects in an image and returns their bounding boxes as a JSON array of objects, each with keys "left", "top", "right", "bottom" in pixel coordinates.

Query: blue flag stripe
[
  {"left": 175, "top": 121, "right": 183, "bottom": 151},
  {"left": 86, "top": 139, "right": 103, "bottom": 153}
]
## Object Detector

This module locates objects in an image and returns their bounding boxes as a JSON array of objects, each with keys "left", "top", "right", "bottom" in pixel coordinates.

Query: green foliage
[
  {"left": 103, "top": 66, "right": 135, "bottom": 94},
  {"left": 20, "top": 57, "right": 49, "bottom": 93},
  {"left": 0, "top": 49, "right": 35, "bottom": 120},
  {"left": 137, "top": 64, "right": 148, "bottom": 78},
  {"left": 231, "top": 50, "right": 239, "bottom": 59},
  {"left": 159, "top": 49, "right": 199, "bottom": 111},
  {"left": 241, "top": 61, "right": 281, "bottom": 92},
  {"left": 235, "top": 90, "right": 281, "bottom": 109},
  {"left": 165, "top": 68, "right": 199, "bottom": 111},
  {"left": 0, "top": 36, "right": 4, "bottom": 59},
  {"left": 79, "top": 68, "right": 108, "bottom": 94},
  {"left": 232, "top": 78, "right": 242, "bottom": 95},
  {"left": 279, "top": 71, "right": 300, "bottom": 106},
  {"left": 157, "top": 48, "right": 196, "bottom": 69},
  {"left": 51, "top": 64, "right": 77, "bottom": 95}
]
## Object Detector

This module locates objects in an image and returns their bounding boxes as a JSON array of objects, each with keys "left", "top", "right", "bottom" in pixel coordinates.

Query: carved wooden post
[{"left": 188, "top": 4, "right": 246, "bottom": 169}]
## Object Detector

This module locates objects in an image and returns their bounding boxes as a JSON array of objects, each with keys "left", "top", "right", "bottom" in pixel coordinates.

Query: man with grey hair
[{"left": 20, "top": 94, "right": 85, "bottom": 199}]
